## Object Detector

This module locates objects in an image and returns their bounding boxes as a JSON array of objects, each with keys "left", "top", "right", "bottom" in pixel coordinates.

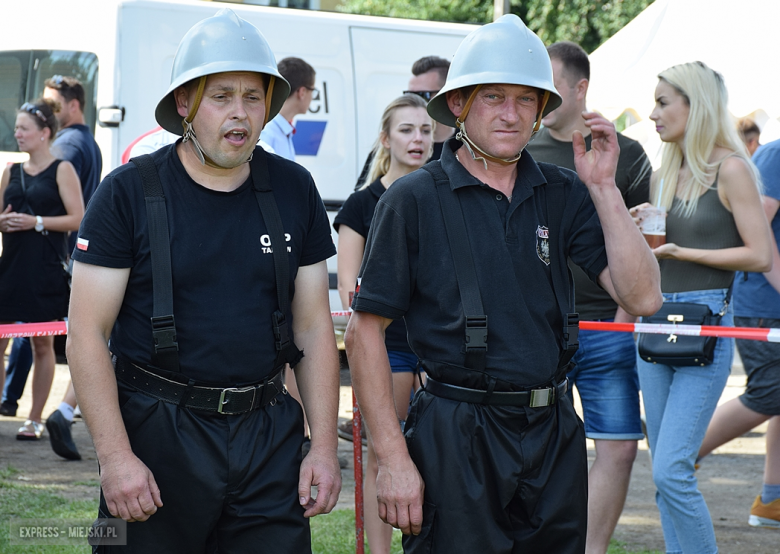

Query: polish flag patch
[{"left": 76, "top": 237, "right": 89, "bottom": 251}]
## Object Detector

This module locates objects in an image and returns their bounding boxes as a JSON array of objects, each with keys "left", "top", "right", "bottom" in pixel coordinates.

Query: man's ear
[
  {"left": 576, "top": 78, "right": 589, "bottom": 102},
  {"left": 174, "top": 86, "right": 190, "bottom": 118},
  {"left": 446, "top": 90, "right": 465, "bottom": 119}
]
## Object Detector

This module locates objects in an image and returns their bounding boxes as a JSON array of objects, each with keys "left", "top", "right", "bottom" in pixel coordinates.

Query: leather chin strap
[
  {"left": 180, "top": 74, "right": 277, "bottom": 169},
  {"left": 455, "top": 86, "right": 551, "bottom": 170}
]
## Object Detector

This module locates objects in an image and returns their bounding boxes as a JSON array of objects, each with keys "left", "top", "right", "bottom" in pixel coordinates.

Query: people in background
[
  {"left": 335, "top": 93, "right": 432, "bottom": 554},
  {"left": 0, "top": 98, "right": 84, "bottom": 441},
  {"left": 632, "top": 61, "right": 772, "bottom": 553}
]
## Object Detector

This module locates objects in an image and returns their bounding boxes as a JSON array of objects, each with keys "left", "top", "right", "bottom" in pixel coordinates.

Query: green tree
[{"left": 337, "top": 0, "right": 654, "bottom": 53}]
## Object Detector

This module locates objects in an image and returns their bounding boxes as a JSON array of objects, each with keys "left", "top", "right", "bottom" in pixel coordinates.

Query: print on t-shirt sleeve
[{"left": 70, "top": 172, "right": 136, "bottom": 269}]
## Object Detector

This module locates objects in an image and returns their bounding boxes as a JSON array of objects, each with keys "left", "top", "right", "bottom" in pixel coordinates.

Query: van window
[
  {"left": 0, "top": 52, "right": 27, "bottom": 152},
  {"left": 0, "top": 50, "right": 98, "bottom": 153}
]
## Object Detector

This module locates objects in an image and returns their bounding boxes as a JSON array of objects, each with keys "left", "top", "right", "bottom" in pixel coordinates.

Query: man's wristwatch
[{"left": 34, "top": 215, "right": 44, "bottom": 233}]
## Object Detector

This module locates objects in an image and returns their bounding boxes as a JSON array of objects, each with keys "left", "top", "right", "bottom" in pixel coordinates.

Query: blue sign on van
[{"left": 293, "top": 120, "right": 327, "bottom": 156}]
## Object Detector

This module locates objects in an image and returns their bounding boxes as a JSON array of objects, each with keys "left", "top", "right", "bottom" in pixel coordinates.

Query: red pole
[{"left": 353, "top": 390, "right": 364, "bottom": 554}]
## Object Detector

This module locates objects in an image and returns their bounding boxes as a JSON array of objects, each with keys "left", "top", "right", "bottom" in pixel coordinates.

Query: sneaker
[
  {"left": 749, "top": 495, "right": 780, "bottom": 529},
  {"left": 45, "top": 410, "right": 81, "bottom": 460},
  {"left": 337, "top": 418, "right": 367, "bottom": 446}
]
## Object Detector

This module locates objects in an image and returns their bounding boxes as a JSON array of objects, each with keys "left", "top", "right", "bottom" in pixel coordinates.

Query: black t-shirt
[
  {"left": 352, "top": 139, "right": 608, "bottom": 387},
  {"left": 526, "top": 128, "right": 650, "bottom": 320},
  {"left": 72, "top": 144, "right": 335, "bottom": 386},
  {"left": 333, "top": 178, "right": 412, "bottom": 353}
]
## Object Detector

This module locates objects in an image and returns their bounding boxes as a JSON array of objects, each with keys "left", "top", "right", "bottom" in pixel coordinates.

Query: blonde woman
[
  {"left": 334, "top": 93, "right": 433, "bottom": 554},
  {"left": 0, "top": 98, "right": 84, "bottom": 439},
  {"left": 632, "top": 62, "right": 772, "bottom": 553}
]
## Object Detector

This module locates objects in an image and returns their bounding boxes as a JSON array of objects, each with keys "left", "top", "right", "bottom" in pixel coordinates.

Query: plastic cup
[{"left": 639, "top": 206, "right": 666, "bottom": 248}]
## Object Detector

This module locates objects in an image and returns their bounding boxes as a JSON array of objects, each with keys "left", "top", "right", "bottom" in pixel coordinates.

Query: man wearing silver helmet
[
  {"left": 346, "top": 15, "right": 661, "bottom": 553},
  {"left": 67, "top": 9, "right": 341, "bottom": 552}
]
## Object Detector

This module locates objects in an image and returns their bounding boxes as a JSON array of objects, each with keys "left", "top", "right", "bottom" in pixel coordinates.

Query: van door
[{"left": 349, "top": 27, "right": 465, "bottom": 172}]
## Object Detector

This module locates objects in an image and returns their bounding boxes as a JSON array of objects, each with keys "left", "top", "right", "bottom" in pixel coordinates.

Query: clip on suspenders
[
  {"left": 249, "top": 150, "right": 304, "bottom": 369},
  {"left": 423, "top": 160, "right": 580, "bottom": 374},
  {"left": 541, "top": 164, "right": 579, "bottom": 370},
  {"left": 131, "top": 155, "right": 180, "bottom": 373},
  {"left": 423, "top": 162, "right": 488, "bottom": 372},
  {"left": 131, "top": 150, "right": 303, "bottom": 375}
]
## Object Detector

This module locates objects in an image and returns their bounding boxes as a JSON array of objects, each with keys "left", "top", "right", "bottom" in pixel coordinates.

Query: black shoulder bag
[{"left": 637, "top": 287, "right": 731, "bottom": 367}]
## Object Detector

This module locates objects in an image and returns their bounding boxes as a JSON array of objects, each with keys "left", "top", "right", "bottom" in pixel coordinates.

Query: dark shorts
[
  {"left": 401, "top": 387, "right": 587, "bottom": 554},
  {"left": 735, "top": 316, "right": 780, "bottom": 416},
  {"left": 388, "top": 350, "right": 417, "bottom": 374},
  {"left": 94, "top": 379, "right": 310, "bottom": 554},
  {"left": 568, "top": 325, "right": 643, "bottom": 440}
]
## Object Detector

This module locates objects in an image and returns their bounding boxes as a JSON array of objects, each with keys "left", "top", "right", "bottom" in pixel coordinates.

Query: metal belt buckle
[
  {"left": 218, "top": 386, "right": 256, "bottom": 414},
  {"left": 529, "top": 387, "right": 552, "bottom": 408}
]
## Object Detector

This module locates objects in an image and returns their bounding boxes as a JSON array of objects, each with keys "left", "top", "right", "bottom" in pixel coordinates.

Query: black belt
[
  {"left": 424, "top": 376, "right": 568, "bottom": 407},
  {"left": 115, "top": 358, "right": 284, "bottom": 415}
]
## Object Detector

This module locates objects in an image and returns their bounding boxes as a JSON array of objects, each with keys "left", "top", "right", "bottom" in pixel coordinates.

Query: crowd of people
[{"left": 1, "top": 7, "right": 778, "bottom": 554}]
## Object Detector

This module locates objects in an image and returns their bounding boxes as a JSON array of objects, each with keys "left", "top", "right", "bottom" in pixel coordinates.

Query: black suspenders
[
  {"left": 131, "top": 155, "right": 180, "bottom": 372},
  {"left": 130, "top": 150, "right": 302, "bottom": 375},
  {"left": 422, "top": 160, "right": 579, "bottom": 373}
]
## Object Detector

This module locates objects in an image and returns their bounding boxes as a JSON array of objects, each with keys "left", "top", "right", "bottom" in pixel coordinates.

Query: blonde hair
[
  {"left": 364, "top": 93, "right": 433, "bottom": 186},
  {"left": 653, "top": 61, "right": 760, "bottom": 217}
]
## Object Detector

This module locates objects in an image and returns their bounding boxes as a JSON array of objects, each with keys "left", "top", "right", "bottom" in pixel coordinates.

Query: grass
[{"left": 0, "top": 466, "right": 659, "bottom": 554}]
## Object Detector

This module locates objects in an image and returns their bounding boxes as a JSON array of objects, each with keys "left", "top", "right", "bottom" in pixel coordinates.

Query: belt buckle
[
  {"left": 218, "top": 386, "right": 256, "bottom": 414},
  {"left": 529, "top": 387, "right": 552, "bottom": 408}
]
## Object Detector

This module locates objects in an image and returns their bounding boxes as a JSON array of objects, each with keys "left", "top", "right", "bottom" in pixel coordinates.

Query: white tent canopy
[{"left": 589, "top": 0, "right": 780, "bottom": 124}]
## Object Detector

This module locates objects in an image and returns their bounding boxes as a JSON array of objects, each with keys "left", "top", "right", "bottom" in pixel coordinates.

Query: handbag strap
[{"left": 18, "top": 163, "right": 71, "bottom": 272}]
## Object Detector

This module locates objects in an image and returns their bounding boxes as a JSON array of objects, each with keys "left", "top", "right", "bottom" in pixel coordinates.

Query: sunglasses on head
[
  {"left": 20, "top": 102, "right": 47, "bottom": 123},
  {"left": 50, "top": 75, "right": 65, "bottom": 85},
  {"left": 403, "top": 90, "right": 439, "bottom": 102}
]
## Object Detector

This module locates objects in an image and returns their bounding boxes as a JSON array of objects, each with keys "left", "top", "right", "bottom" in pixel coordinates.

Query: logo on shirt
[
  {"left": 536, "top": 225, "right": 550, "bottom": 266},
  {"left": 76, "top": 237, "right": 89, "bottom": 252},
  {"left": 260, "top": 233, "right": 291, "bottom": 254}
]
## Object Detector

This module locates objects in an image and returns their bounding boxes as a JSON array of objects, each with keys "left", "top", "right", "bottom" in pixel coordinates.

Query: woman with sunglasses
[
  {"left": 0, "top": 98, "right": 84, "bottom": 440},
  {"left": 334, "top": 93, "right": 433, "bottom": 554},
  {"left": 631, "top": 62, "right": 772, "bottom": 553}
]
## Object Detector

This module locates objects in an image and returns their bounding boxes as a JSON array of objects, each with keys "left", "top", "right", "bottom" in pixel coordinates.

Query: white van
[{"left": 0, "top": 0, "right": 476, "bottom": 324}]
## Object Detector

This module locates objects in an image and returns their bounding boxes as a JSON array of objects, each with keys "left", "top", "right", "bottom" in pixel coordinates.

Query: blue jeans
[
  {"left": 568, "top": 322, "right": 643, "bottom": 440},
  {"left": 637, "top": 288, "right": 733, "bottom": 554},
  {"left": 2, "top": 337, "right": 33, "bottom": 407}
]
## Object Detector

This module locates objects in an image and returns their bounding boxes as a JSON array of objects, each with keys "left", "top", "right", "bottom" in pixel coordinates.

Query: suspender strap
[
  {"left": 249, "top": 150, "right": 304, "bottom": 369},
  {"left": 540, "top": 163, "right": 579, "bottom": 370},
  {"left": 423, "top": 162, "right": 487, "bottom": 372},
  {"left": 131, "top": 155, "right": 180, "bottom": 373}
]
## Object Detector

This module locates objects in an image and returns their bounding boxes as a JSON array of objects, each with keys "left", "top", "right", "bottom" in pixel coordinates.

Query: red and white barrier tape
[
  {"left": 580, "top": 320, "right": 780, "bottom": 343},
  {"left": 3, "top": 317, "right": 778, "bottom": 343},
  {"left": 0, "top": 321, "right": 68, "bottom": 339}
]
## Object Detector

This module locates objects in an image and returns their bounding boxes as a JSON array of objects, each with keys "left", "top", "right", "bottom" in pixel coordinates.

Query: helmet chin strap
[
  {"left": 181, "top": 75, "right": 276, "bottom": 169},
  {"left": 455, "top": 86, "right": 551, "bottom": 170}
]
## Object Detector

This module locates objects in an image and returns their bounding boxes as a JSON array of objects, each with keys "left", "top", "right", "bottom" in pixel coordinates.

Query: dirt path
[{"left": 1, "top": 363, "right": 777, "bottom": 553}]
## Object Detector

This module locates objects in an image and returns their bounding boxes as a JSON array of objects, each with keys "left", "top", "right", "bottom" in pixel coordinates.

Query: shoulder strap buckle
[
  {"left": 272, "top": 310, "right": 291, "bottom": 352},
  {"left": 151, "top": 315, "right": 178, "bottom": 352},
  {"left": 465, "top": 315, "right": 488, "bottom": 353}
]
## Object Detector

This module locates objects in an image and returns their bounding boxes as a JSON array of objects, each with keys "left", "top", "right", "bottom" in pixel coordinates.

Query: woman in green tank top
[{"left": 631, "top": 61, "right": 772, "bottom": 554}]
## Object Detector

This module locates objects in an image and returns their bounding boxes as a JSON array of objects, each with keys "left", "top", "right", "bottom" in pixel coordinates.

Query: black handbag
[{"left": 637, "top": 288, "right": 731, "bottom": 367}]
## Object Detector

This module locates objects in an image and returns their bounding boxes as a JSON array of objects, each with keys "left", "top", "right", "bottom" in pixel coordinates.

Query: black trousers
[
  {"left": 94, "top": 380, "right": 310, "bottom": 554},
  {"left": 402, "top": 388, "right": 588, "bottom": 554}
]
